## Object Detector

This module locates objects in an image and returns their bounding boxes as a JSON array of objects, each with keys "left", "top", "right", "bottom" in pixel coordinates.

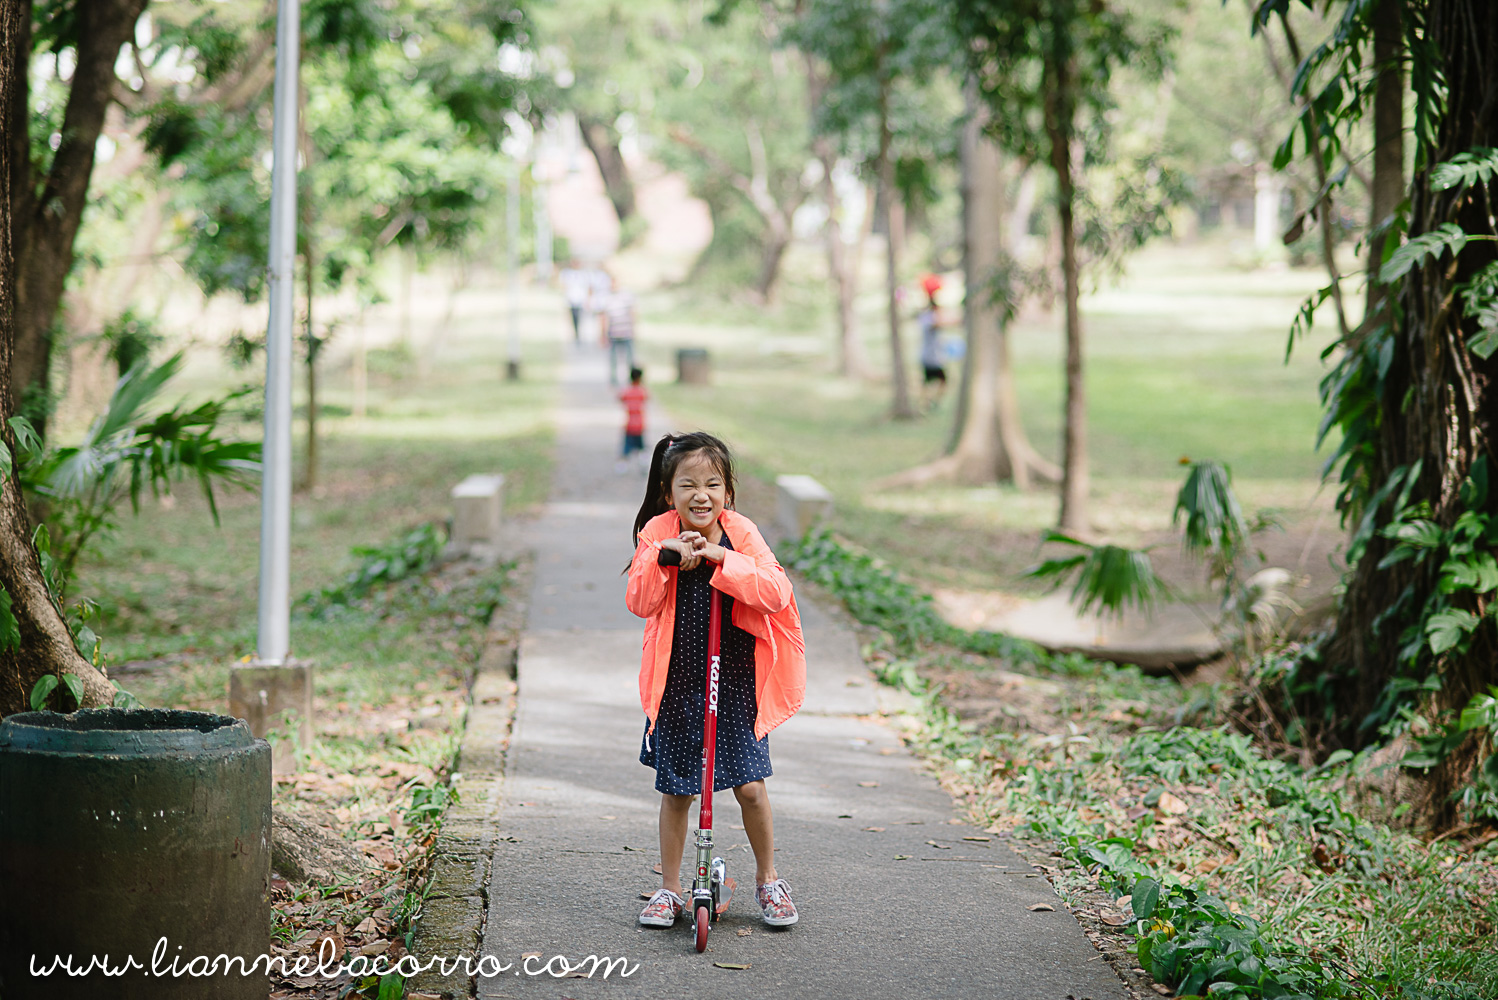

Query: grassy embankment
[{"left": 641, "top": 240, "right": 1498, "bottom": 999}]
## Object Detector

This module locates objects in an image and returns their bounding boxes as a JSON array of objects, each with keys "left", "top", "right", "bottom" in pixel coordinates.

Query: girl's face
[{"left": 668, "top": 452, "right": 727, "bottom": 538}]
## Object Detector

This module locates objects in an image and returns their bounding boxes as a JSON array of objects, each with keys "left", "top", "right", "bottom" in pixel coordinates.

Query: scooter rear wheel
[{"left": 694, "top": 905, "right": 710, "bottom": 953}]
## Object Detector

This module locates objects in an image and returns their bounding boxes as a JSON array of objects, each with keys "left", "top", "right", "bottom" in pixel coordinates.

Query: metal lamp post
[{"left": 256, "top": 0, "right": 299, "bottom": 666}]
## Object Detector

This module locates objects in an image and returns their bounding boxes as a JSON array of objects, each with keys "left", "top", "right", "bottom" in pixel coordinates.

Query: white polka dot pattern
[{"left": 639, "top": 534, "right": 772, "bottom": 794}]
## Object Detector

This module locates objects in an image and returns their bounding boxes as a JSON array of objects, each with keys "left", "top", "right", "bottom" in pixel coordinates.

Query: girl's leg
[
  {"left": 732, "top": 780, "right": 777, "bottom": 884},
  {"left": 658, "top": 793, "right": 694, "bottom": 894}
]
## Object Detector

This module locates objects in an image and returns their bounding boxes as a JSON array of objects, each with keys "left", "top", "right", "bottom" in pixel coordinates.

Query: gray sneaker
[
  {"left": 639, "top": 888, "right": 684, "bottom": 927},
  {"left": 756, "top": 878, "right": 798, "bottom": 926}
]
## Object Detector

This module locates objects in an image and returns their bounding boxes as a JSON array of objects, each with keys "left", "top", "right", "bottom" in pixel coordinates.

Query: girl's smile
[{"left": 669, "top": 453, "right": 727, "bottom": 542}]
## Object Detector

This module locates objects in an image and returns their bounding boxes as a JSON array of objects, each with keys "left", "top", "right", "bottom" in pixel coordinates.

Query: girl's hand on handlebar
[
  {"left": 678, "top": 531, "right": 725, "bottom": 566},
  {"left": 659, "top": 537, "right": 701, "bottom": 571}
]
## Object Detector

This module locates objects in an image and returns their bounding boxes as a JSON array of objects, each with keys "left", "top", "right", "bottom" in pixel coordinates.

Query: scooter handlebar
[{"left": 657, "top": 547, "right": 682, "bottom": 567}]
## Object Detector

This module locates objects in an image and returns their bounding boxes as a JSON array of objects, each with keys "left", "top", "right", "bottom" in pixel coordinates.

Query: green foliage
[
  {"left": 1373, "top": 460, "right": 1497, "bottom": 668},
  {"left": 148, "top": 0, "right": 524, "bottom": 307},
  {"left": 957, "top": 0, "right": 1174, "bottom": 163},
  {"left": 24, "top": 354, "right": 260, "bottom": 585},
  {"left": 1379, "top": 223, "right": 1471, "bottom": 284},
  {"left": 404, "top": 781, "right": 460, "bottom": 829},
  {"left": 0, "top": 587, "right": 18, "bottom": 653},
  {"left": 1026, "top": 531, "right": 1167, "bottom": 622},
  {"left": 299, "top": 523, "right": 449, "bottom": 614},
  {"left": 28, "top": 671, "right": 82, "bottom": 713},
  {"left": 785, "top": 527, "right": 1053, "bottom": 666},
  {"left": 98, "top": 309, "right": 163, "bottom": 379},
  {"left": 1430, "top": 148, "right": 1498, "bottom": 193},
  {"left": 1175, "top": 460, "right": 1249, "bottom": 568}
]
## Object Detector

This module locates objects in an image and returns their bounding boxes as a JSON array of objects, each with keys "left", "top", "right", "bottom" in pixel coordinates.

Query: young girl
[{"left": 625, "top": 432, "right": 806, "bottom": 929}]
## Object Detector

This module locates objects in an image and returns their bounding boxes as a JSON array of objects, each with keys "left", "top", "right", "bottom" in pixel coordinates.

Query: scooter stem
[{"left": 694, "top": 588, "right": 722, "bottom": 897}]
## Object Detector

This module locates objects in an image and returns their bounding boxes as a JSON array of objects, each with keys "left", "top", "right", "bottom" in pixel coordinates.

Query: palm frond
[
  {"left": 1025, "top": 531, "right": 1166, "bottom": 621},
  {"left": 1173, "top": 459, "right": 1248, "bottom": 561}
]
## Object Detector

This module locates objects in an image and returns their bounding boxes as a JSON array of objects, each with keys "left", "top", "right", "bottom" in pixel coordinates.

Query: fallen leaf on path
[
  {"left": 858, "top": 781, "right": 879, "bottom": 787},
  {"left": 652, "top": 863, "right": 663, "bottom": 874},
  {"left": 640, "top": 890, "right": 653, "bottom": 900},
  {"left": 736, "top": 927, "right": 752, "bottom": 937},
  {"left": 894, "top": 854, "right": 911, "bottom": 860},
  {"left": 863, "top": 826, "right": 886, "bottom": 832},
  {"left": 357, "top": 940, "right": 390, "bottom": 957},
  {"left": 1027, "top": 904, "right": 1055, "bottom": 912},
  {"left": 879, "top": 748, "right": 896, "bottom": 755},
  {"left": 962, "top": 836, "right": 991, "bottom": 842},
  {"left": 1099, "top": 913, "right": 1130, "bottom": 926},
  {"left": 714, "top": 962, "right": 751, "bottom": 970},
  {"left": 521, "top": 951, "right": 542, "bottom": 959},
  {"left": 926, "top": 840, "right": 952, "bottom": 849}
]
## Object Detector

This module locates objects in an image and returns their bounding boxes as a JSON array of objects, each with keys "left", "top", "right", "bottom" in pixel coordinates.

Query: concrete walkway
[{"left": 477, "top": 345, "right": 1128, "bottom": 999}]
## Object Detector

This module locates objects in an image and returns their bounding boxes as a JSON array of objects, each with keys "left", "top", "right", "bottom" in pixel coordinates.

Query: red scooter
[{"left": 659, "top": 547, "right": 733, "bottom": 952}]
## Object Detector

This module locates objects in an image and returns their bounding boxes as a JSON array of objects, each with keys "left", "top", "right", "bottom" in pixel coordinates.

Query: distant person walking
[
  {"left": 560, "top": 260, "right": 592, "bottom": 344},
  {"left": 589, "top": 265, "right": 612, "bottom": 342},
  {"left": 617, "top": 367, "right": 649, "bottom": 473},
  {"left": 917, "top": 274, "right": 948, "bottom": 412},
  {"left": 601, "top": 275, "right": 637, "bottom": 386}
]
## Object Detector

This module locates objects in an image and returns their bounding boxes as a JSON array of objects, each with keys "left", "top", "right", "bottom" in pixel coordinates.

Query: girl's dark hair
[{"left": 632, "top": 432, "right": 736, "bottom": 545}]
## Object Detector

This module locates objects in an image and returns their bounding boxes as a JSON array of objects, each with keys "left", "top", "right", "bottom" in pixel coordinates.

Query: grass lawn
[{"left": 642, "top": 238, "right": 1346, "bottom": 599}]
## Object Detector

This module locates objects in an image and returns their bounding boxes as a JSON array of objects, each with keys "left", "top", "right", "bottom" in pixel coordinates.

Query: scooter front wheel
[{"left": 694, "top": 905, "right": 710, "bottom": 953}]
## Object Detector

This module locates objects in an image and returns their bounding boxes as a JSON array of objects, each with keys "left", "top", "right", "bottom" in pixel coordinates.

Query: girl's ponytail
[{"left": 632, "top": 434, "right": 675, "bottom": 546}]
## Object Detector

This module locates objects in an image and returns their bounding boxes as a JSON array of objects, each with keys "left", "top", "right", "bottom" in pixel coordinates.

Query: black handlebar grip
[{"left": 657, "top": 547, "right": 682, "bottom": 567}]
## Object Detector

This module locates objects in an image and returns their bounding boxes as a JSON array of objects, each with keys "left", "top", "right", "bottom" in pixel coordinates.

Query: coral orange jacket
[{"left": 626, "top": 509, "right": 806, "bottom": 740}]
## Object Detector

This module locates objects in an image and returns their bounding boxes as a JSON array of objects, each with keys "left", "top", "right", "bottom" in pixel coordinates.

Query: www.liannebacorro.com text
[{"left": 30, "top": 937, "right": 639, "bottom": 981}]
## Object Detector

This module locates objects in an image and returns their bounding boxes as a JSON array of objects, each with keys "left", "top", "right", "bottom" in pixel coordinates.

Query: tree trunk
[
  {"left": 1365, "top": 0, "right": 1405, "bottom": 325},
  {"left": 898, "top": 88, "right": 1059, "bottom": 491},
  {"left": 877, "top": 72, "right": 915, "bottom": 421},
  {"left": 817, "top": 140, "right": 867, "bottom": 378},
  {"left": 1047, "top": 53, "right": 1088, "bottom": 533},
  {"left": 9, "top": 0, "right": 149, "bottom": 429},
  {"left": 1317, "top": 0, "right": 1498, "bottom": 823},
  {"left": 0, "top": 0, "right": 112, "bottom": 716},
  {"left": 754, "top": 218, "right": 793, "bottom": 305},
  {"left": 577, "top": 113, "right": 636, "bottom": 226}
]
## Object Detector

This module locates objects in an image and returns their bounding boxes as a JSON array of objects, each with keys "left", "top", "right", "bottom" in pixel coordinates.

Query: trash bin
[
  {"left": 0, "top": 709, "right": 271, "bottom": 998},
  {"left": 677, "top": 348, "right": 711, "bottom": 385}
]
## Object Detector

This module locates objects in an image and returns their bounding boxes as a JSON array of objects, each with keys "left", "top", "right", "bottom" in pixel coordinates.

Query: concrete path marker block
[
  {"left": 775, "top": 473, "right": 833, "bottom": 540},
  {"left": 229, "top": 660, "right": 313, "bottom": 773},
  {"left": 451, "top": 473, "right": 506, "bottom": 548},
  {"left": 676, "top": 347, "right": 710, "bottom": 384}
]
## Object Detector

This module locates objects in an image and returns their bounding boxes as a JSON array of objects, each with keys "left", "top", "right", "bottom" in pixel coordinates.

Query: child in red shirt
[{"left": 617, "top": 367, "right": 648, "bottom": 473}]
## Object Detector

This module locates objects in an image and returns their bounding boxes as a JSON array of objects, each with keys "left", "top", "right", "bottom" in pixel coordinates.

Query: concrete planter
[{"left": 0, "top": 709, "right": 271, "bottom": 999}]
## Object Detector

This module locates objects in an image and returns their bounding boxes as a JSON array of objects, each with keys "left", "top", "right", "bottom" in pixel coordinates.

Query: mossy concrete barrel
[{"left": 0, "top": 709, "right": 271, "bottom": 999}]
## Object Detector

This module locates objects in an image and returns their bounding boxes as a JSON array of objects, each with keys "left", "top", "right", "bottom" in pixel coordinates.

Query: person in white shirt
[
  {"left": 601, "top": 275, "right": 637, "bottom": 386},
  {"left": 559, "top": 260, "right": 593, "bottom": 344}
]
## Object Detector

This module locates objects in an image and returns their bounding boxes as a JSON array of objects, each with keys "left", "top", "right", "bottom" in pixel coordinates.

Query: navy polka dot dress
[{"left": 640, "top": 534, "right": 772, "bottom": 794}]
